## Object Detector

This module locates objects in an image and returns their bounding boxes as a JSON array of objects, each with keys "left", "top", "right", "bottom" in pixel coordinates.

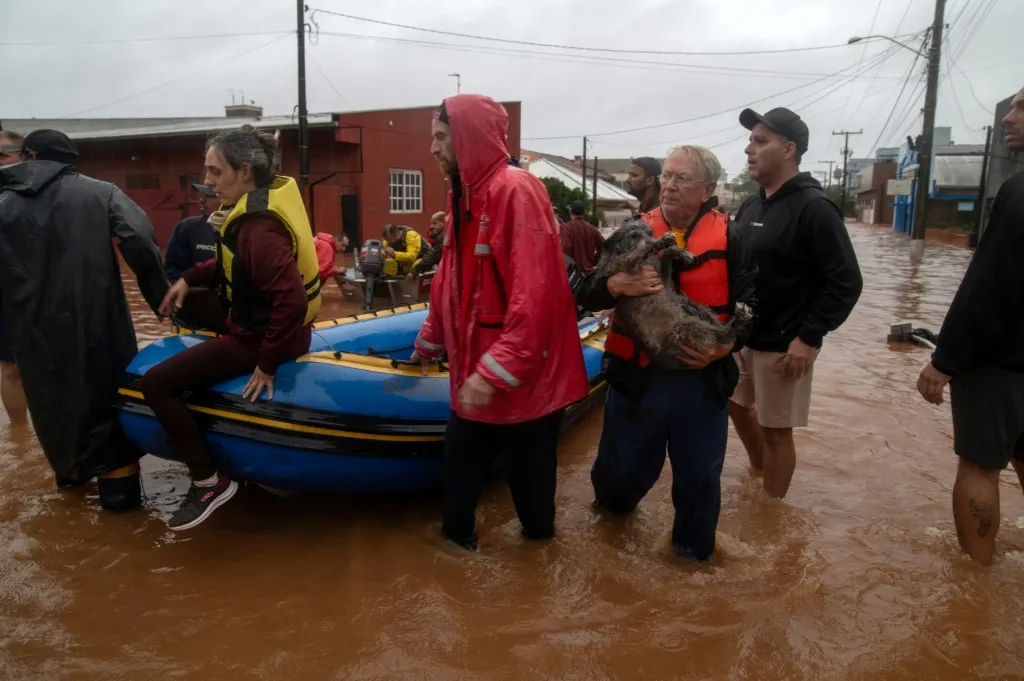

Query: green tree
[
  {"left": 541, "top": 176, "right": 587, "bottom": 222},
  {"left": 730, "top": 167, "right": 759, "bottom": 203}
]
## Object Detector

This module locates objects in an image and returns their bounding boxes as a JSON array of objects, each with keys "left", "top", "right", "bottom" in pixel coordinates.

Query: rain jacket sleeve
[
  {"left": 474, "top": 184, "right": 557, "bottom": 391},
  {"left": 394, "top": 230, "right": 423, "bottom": 269},
  {"left": 109, "top": 187, "right": 169, "bottom": 313},
  {"left": 415, "top": 258, "right": 447, "bottom": 360}
]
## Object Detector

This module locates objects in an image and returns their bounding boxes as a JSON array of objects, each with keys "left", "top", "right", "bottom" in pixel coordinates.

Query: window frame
[{"left": 388, "top": 169, "right": 423, "bottom": 214}]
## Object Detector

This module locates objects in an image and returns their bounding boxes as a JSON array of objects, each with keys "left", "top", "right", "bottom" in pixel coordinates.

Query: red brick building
[
  {"left": 853, "top": 161, "right": 898, "bottom": 225},
  {"left": 5, "top": 101, "right": 522, "bottom": 246}
]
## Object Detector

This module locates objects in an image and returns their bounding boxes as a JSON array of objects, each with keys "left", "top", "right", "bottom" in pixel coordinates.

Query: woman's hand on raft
[
  {"left": 459, "top": 372, "right": 495, "bottom": 413},
  {"left": 607, "top": 267, "right": 663, "bottom": 298},
  {"left": 242, "top": 367, "right": 274, "bottom": 403},
  {"left": 158, "top": 279, "right": 190, "bottom": 318}
]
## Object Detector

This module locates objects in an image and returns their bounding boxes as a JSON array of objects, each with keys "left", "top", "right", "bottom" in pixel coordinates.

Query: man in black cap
[
  {"left": 560, "top": 199, "right": 604, "bottom": 274},
  {"left": 164, "top": 183, "right": 219, "bottom": 283},
  {"left": 728, "top": 108, "right": 863, "bottom": 500},
  {"left": 626, "top": 156, "right": 661, "bottom": 214},
  {"left": 0, "top": 129, "right": 168, "bottom": 510}
]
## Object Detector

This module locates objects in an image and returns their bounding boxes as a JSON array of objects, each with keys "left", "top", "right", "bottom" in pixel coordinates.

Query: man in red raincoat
[{"left": 411, "top": 94, "right": 589, "bottom": 550}]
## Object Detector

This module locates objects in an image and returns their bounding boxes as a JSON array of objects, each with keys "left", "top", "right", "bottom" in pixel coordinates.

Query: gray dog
[{"left": 594, "top": 217, "right": 752, "bottom": 370}]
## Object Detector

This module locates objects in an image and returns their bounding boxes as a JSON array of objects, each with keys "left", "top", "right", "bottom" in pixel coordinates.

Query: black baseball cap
[
  {"left": 191, "top": 183, "right": 217, "bottom": 197},
  {"left": 22, "top": 129, "right": 78, "bottom": 164},
  {"left": 739, "top": 107, "right": 809, "bottom": 155},
  {"left": 567, "top": 200, "right": 586, "bottom": 214},
  {"left": 630, "top": 156, "right": 662, "bottom": 178}
]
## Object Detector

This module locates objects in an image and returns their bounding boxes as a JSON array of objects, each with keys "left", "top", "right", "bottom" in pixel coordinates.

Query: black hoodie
[
  {"left": 733, "top": 172, "right": 862, "bottom": 352},
  {"left": 931, "top": 170, "right": 1024, "bottom": 376}
]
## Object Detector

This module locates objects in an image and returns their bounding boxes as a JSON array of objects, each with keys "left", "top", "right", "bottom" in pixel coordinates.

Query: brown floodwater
[{"left": 1, "top": 224, "right": 1022, "bottom": 681}]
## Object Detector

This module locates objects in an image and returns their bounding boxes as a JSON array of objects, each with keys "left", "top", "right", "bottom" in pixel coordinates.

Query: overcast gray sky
[{"left": 2, "top": 0, "right": 1020, "bottom": 178}]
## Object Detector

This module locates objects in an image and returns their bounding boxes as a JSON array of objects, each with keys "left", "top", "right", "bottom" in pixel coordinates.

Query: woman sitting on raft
[{"left": 142, "top": 125, "right": 322, "bottom": 531}]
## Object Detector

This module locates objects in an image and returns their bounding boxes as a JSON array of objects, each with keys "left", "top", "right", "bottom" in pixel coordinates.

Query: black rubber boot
[{"left": 97, "top": 467, "right": 142, "bottom": 512}]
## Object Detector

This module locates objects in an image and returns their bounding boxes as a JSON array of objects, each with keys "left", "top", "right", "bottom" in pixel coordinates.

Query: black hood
[
  {"left": 0, "top": 160, "right": 73, "bottom": 195},
  {"left": 762, "top": 172, "right": 823, "bottom": 204}
]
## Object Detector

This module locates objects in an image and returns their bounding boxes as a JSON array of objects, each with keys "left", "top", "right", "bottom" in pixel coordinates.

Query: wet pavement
[{"left": 1, "top": 224, "right": 1022, "bottom": 680}]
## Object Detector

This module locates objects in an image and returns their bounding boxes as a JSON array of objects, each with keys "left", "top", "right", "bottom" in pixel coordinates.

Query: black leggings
[{"left": 442, "top": 409, "right": 564, "bottom": 547}]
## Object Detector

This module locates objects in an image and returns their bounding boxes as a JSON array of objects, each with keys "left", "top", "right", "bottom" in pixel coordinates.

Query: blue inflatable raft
[{"left": 115, "top": 304, "right": 607, "bottom": 494}]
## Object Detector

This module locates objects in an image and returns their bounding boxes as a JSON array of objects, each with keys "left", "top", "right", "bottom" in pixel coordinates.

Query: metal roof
[
  {"left": 527, "top": 157, "right": 638, "bottom": 206},
  {"left": 933, "top": 155, "right": 982, "bottom": 189},
  {"left": 2, "top": 113, "right": 337, "bottom": 142}
]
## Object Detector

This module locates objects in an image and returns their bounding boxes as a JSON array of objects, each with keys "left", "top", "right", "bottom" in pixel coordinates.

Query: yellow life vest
[{"left": 215, "top": 176, "right": 321, "bottom": 328}]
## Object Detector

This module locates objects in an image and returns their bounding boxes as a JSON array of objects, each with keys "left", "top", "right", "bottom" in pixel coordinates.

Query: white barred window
[{"left": 389, "top": 169, "right": 423, "bottom": 214}]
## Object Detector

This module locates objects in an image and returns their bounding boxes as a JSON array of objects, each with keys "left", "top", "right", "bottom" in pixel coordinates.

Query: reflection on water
[{"left": 2, "top": 226, "right": 1022, "bottom": 680}]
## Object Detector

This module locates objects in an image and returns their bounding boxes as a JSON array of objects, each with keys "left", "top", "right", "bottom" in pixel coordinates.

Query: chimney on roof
[{"left": 225, "top": 101, "right": 263, "bottom": 119}]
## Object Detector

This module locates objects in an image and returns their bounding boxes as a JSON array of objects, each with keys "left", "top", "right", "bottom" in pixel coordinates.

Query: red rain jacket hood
[{"left": 414, "top": 94, "right": 588, "bottom": 423}]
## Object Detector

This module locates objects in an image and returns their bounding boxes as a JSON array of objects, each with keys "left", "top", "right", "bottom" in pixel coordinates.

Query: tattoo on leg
[{"left": 969, "top": 498, "right": 993, "bottom": 537}]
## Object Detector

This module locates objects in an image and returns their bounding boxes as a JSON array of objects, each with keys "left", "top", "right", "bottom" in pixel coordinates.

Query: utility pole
[
  {"left": 832, "top": 129, "right": 862, "bottom": 214},
  {"left": 909, "top": 0, "right": 946, "bottom": 258},
  {"left": 818, "top": 160, "right": 836, "bottom": 188},
  {"left": 969, "top": 125, "right": 993, "bottom": 248},
  {"left": 296, "top": 0, "right": 310, "bottom": 190},
  {"left": 581, "top": 136, "right": 588, "bottom": 202},
  {"left": 591, "top": 156, "right": 598, "bottom": 223},
  {"left": 448, "top": 73, "right": 461, "bottom": 94}
]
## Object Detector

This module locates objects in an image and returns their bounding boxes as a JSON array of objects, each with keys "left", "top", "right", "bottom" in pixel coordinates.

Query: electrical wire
[
  {"left": 834, "top": 0, "right": 884, "bottom": 127},
  {"left": 0, "top": 30, "right": 291, "bottom": 47},
  {"left": 308, "top": 7, "right": 887, "bottom": 57},
  {"left": 523, "top": 51, "right": 902, "bottom": 141},
  {"left": 842, "top": 0, "right": 916, "bottom": 128},
  {"left": 866, "top": 33, "right": 928, "bottom": 154},
  {"left": 314, "top": 30, "right": 904, "bottom": 82},
  {"left": 59, "top": 34, "right": 290, "bottom": 118}
]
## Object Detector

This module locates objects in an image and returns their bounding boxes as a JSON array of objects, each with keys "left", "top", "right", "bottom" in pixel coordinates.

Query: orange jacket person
[
  {"left": 576, "top": 145, "right": 757, "bottom": 562},
  {"left": 410, "top": 94, "right": 588, "bottom": 550}
]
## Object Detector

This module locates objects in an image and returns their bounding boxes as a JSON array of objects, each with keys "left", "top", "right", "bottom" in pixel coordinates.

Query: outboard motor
[{"left": 358, "top": 239, "right": 386, "bottom": 311}]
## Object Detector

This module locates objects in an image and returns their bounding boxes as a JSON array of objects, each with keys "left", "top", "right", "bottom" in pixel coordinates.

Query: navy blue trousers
[{"left": 592, "top": 370, "right": 728, "bottom": 561}]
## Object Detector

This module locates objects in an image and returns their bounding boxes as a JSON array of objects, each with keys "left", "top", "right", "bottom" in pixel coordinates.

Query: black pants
[{"left": 442, "top": 409, "right": 564, "bottom": 547}]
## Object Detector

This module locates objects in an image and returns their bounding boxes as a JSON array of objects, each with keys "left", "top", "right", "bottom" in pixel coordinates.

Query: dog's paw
[
  {"left": 664, "top": 246, "right": 698, "bottom": 266},
  {"left": 654, "top": 233, "right": 678, "bottom": 250},
  {"left": 734, "top": 302, "right": 753, "bottom": 322}
]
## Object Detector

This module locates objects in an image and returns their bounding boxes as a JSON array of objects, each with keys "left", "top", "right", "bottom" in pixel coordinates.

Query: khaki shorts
[{"left": 730, "top": 347, "right": 816, "bottom": 428}]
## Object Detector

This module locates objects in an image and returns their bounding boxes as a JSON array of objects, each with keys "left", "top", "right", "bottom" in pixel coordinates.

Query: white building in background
[{"left": 526, "top": 157, "right": 639, "bottom": 232}]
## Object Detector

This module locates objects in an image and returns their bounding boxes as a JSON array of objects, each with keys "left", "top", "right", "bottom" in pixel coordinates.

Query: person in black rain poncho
[{"left": 0, "top": 130, "right": 168, "bottom": 510}]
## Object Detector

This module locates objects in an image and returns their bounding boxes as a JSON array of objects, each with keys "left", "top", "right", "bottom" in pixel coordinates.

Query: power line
[
  {"left": 0, "top": 30, "right": 291, "bottom": 47},
  {"left": 842, "top": 0, "right": 916, "bottom": 128},
  {"left": 60, "top": 34, "right": 290, "bottom": 118},
  {"left": 866, "top": 33, "right": 928, "bottom": 153},
  {"left": 590, "top": 52, "right": 912, "bottom": 150},
  {"left": 523, "top": 51, "right": 898, "bottom": 141},
  {"left": 315, "top": 30, "right": 905, "bottom": 82},
  {"left": 309, "top": 7, "right": 889, "bottom": 57},
  {"left": 834, "top": 0, "right": 884, "bottom": 127}
]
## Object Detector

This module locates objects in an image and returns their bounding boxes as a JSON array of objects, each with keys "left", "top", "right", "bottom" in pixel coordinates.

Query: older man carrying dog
[{"left": 576, "top": 145, "right": 757, "bottom": 562}]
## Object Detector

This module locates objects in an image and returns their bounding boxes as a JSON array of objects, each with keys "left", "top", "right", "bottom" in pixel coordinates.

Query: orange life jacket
[{"left": 604, "top": 208, "right": 730, "bottom": 368}]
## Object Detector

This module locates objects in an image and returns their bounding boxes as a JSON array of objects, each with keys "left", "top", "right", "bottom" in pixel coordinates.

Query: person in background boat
[
  {"left": 560, "top": 200, "right": 605, "bottom": 274},
  {"left": 0, "top": 129, "right": 28, "bottom": 426},
  {"left": 314, "top": 231, "right": 350, "bottom": 290},
  {"left": 916, "top": 86, "right": 1024, "bottom": 566},
  {"left": 382, "top": 223, "right": 423, "bottom": 277},
  {"left": 143, "top": 125, "right": 322, "bottom": 531},
  {"left": 164, "top": 183, "right": 218, "bottom": 283},
  {"left": 0, "top": 129, "right": 168, "bottom": 509},
  {"left": 626, "top": 156, "right": 662, "bottom": 215},
  {"left": 576, "top": 145, "right": 758, "bottom": 563},
  {"left": 423, "top": 210, "right": 445, "bottom": 247},
  {"left": 728, "top": 108, "right": 862, "bottom": 500},
  {"left": 409, "top": 211, "right": 447, "bottom": 279},
  {"left": 411, "top": 94, "right": 589, "bottom": 550}
]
